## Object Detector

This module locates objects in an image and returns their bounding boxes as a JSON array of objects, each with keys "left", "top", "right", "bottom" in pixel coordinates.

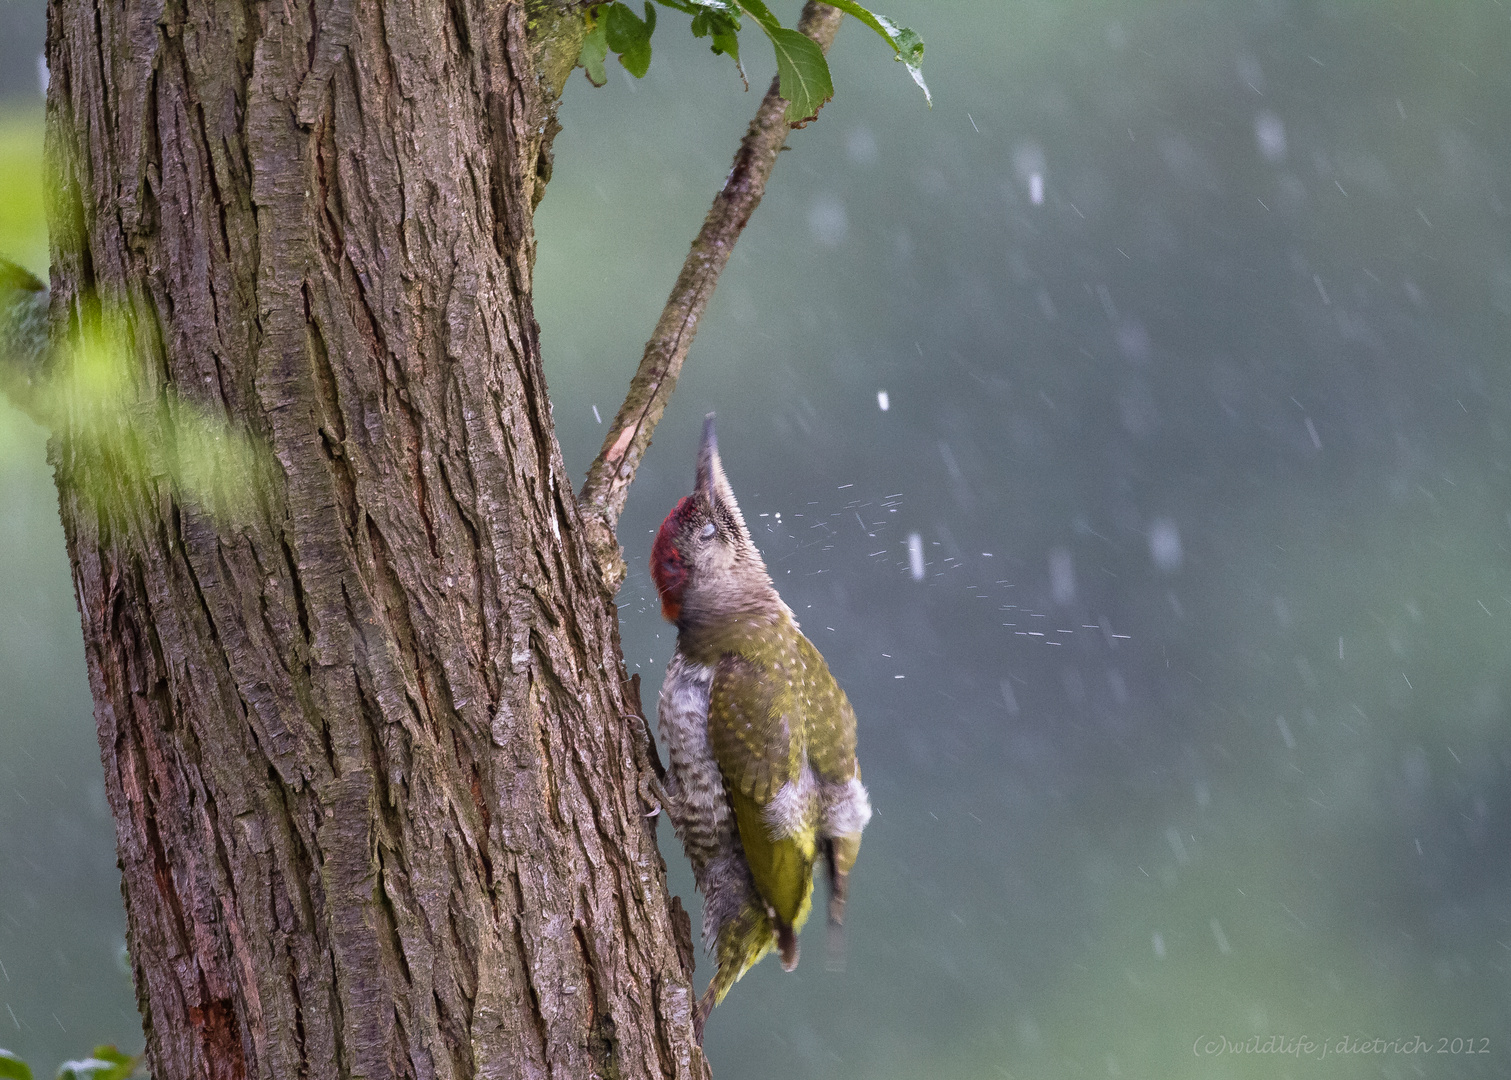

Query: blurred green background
[{"left": 3, "top": 1, "right": 1509, "bottom": 1077}]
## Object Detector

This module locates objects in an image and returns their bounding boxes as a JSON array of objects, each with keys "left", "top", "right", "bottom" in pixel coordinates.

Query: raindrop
[
  {"left": 1013, "top": 142, "right": 1046, "bottom": 205},
  {"left": 1116, "top": 321, "right": 1151, "bottom": 363},
  {"left": 877, "top": 389, "right": 890, "bottom": 412},
  {"left": 1255, "top": 110, "right": 1287, "bottom": 163},
  {"left": 1107, "top": 669, "right": 1129, "bottom": 706},
  {"left": 1275, "top": 715, "right": 1296, "bottom": 750},
  {"left": 1210, "top": 918, "right": 1232, "bottom": 955},
  {"left": 845, "top": 127, "right": 878, "bottom": 166},
  {"left": 1148, "top": 518, "right": 1183, "bottom": 572},
  {"left": 907, "top": 533, "right": 925, "bottom": 581},
  {"left": 808, "top": 195, "right": 848, "bottom": 247},
  {"left": 1049, "top": 548, "right": 1076, "bottom": 606},
  {"left": 1165, "top": 826, "right": 1189, "bottom": 864}
]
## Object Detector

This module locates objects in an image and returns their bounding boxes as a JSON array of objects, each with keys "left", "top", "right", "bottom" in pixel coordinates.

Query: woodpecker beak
[
  {"left": 694, "top": 413, "right": 751, "bottom": 541},
  {"left": 695, "top": 413, "right": 725, "bottom": 506}
]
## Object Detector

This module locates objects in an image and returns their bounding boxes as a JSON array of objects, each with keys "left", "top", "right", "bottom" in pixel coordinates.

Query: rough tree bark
[{"left": 43, "top": 1, "right": 706, "bottom": 1078}]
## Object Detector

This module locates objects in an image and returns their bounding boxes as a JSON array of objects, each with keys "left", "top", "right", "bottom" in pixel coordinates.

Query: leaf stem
[{"left": 577, "top": 1, "right": 843, "bottom": 592}]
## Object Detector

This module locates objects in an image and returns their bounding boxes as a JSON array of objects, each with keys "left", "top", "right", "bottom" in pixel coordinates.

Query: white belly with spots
[{"left": 658, "top": 650, "right": 757, "bottom": 950}]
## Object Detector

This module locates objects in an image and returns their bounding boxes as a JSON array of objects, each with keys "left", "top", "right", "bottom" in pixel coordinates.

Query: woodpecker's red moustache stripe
[{"left": 651, "top": 496, "right": 696, "bottom": 621}]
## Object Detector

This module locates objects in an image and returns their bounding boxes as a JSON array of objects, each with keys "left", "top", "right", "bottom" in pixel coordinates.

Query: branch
[{"left": 577, "top": 1, "right": 844, "bottom": 592}]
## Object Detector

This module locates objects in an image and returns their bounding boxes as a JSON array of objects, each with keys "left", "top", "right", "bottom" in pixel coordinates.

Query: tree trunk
[{"left": 43, "top": 2, "right": 704, "bottom": 1078}]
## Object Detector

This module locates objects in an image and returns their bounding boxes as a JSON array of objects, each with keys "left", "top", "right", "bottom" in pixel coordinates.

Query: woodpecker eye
[{"left": 700, "top": 521, "right": 717, "bottom": 540}]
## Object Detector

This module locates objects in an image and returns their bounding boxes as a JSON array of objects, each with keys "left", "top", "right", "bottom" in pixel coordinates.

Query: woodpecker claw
[
  {"left": 637, "top": 769, "right": 668, "bottom": 817},
  {"left": 625, "top": 710, "right": 672, "bottom": 818}
]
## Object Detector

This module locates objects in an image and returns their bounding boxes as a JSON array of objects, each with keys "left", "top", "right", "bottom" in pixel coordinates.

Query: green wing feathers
[
  {"left": 701, "top": 621, "right": 863, "bottom": 995},
  {"left": 708, "top": 649, "right": 816, "bottom": 944},
  {"left": 707, "top": 652, "right": 797, "bottom": 802},
  {"left": 796, "top": 634, "right": 859, "bottom": 782}
]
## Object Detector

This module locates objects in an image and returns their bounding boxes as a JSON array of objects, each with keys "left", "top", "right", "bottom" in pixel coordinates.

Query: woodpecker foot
[
  {"left": 624, "top": 711, "right": 671, "bottom": 818},
  {"left": 638, "top": 768, "right": 671, "bottom": 818}
]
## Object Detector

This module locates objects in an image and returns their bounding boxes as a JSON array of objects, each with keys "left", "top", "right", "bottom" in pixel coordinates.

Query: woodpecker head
[{"left": 651, "top": 414, "right": 776, "bottom": 627}]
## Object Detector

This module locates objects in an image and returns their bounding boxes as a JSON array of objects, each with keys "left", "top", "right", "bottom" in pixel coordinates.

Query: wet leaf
[
  {"left": 822, "top": 0, "right": 930, "bottom": 104},
  {"left": 736, "top": 0, "right": 833, "bottom": 124}
]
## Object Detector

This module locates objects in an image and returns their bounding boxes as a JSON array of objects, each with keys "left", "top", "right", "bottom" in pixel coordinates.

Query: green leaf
[
  {"left": 821, "top": 0, "right": 930, "bottom": 104},
  {"left": 731, "top": 0, "right": 777, "bottom": 34},
  {"left": 655, "top": 0, "right": 741, "bottom": 17},
  {"left": 579, "top": 11, "right": 609, "bottom": 86},
  {"left": 735, "top": 0, "right": 833, "bottom": 124},
  {"left": 660, "top": 0, "right": 747, "bottom": 87},
  {"left": 605, "top": 2, "right": 655, "bottom": 78},
  {"left": 0, "top": 1049, "right": 35, "bottom": 1080},
  {"left": 54, "top": 1061, "right": 131, "bottom": 1080},
  {"left": 83, "top": 1051, "right": 130, "bottom": 1069},
  {"left": 766, "top": 25, "right": 831, "bottom": 124},
  {"left": 689, "top": 9, "right": 746, "bottom": 87},
  {"left": 53, "top": 1049, "right": 138, "bottom": 1080}
]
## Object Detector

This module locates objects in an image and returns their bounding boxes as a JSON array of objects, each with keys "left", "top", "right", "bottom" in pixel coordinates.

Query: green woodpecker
[{"left": 651, "top": 415, "right": 871, "bottom": 1038}]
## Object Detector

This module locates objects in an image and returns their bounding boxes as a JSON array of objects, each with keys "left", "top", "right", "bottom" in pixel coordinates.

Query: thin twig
[{"left": 577, "top": 2, "right": 844, "bottom": 592}]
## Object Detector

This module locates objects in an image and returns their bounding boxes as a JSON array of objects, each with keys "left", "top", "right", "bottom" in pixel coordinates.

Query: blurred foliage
[
  {"left": 45, "top": 304, "right": 266, "bottom": 523},
  {"left": 0, "top": 108, "right": 47, "bottom": 276},
  {"left": 1, "top": 1045, "right": 144, "bottom": 1080},
  {"left": 0, "top": 107, "right": 265, "bottom": 524},
  {"left": 54, "top": 1045, "right": 142, "bottom": 1080}
]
